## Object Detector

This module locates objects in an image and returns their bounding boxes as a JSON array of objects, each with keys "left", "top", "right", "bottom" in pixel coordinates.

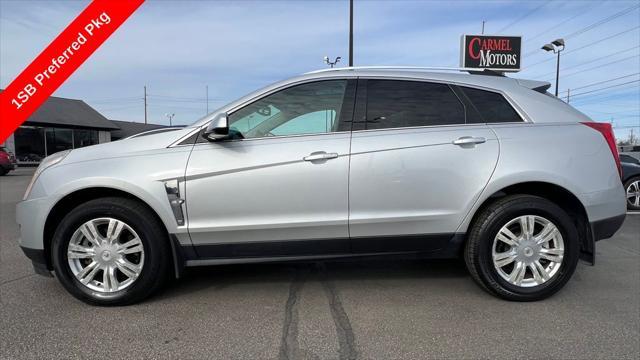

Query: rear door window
[
  {"left": 459, "top": 86, "right": 523, "bottom": 123},
  {"left": 364, "top": 80, "right": 465, "bottom": 130}
]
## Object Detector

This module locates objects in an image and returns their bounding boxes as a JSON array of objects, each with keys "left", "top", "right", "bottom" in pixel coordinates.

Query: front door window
[{"left": 228, "top": 80, "right": 348, "bottom": 139}]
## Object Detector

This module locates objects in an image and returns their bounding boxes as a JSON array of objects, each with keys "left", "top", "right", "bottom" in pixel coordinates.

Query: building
[
  {"left": 1, "top": 94, "right": 166, "bottom": 165},
  {"left": 109, "top": 120, "right": 168, "bottom": 141}
]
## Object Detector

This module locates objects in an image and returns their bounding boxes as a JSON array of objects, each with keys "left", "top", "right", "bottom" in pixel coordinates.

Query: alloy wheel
[
  {"left": 492, "top": 215, "right": 564, "bottom": 288},
  {"left": 627, "top": 180, "right": 640, "bottom": 208},
  {"left": 67, "top": 217, "right": 144, "bottom": 293}
]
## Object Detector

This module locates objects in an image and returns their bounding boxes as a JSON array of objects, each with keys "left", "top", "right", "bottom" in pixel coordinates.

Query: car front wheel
[
  {"left": 51, "top": 197, "right": 170, "bottom": 305},
  {"left": 464, "top": 195, "right": 579, "bottom": 301}
]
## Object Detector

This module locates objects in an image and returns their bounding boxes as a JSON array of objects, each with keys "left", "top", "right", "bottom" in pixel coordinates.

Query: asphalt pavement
[{"left": 1, "top": 167, "right": 639, "bottom": 359}]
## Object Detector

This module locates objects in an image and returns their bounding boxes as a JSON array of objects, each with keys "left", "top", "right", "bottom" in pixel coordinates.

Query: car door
[
  {"left": 185, "top": 79, "right": 355, "bottom": 258},
  {"left": 348, "top": 78, "right": 500, "bottom": 253}
]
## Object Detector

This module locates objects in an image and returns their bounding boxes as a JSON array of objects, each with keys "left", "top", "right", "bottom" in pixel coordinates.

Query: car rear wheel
[
  {"left": 625, "top": 177, "right": 640, "bottom": 210},
  {"left": 52, "top": 197, "right": 170, "bottom": 305},
  {"left": 464, "top": 195, "right": 579, "bottom": 301}
]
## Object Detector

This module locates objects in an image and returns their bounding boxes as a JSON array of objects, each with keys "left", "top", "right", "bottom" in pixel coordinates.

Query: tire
[
  {"left": 464, "top": 195, "right": 579, "bottom": 301},
  {"left": 624, "top": 176, "right": 640, "bottom": 211},
  {"left": 51, "top": 197, "right": 171, "bottom": 306},
  {"left": 0, "top": 167, "right": 8, "bottom": 176}
]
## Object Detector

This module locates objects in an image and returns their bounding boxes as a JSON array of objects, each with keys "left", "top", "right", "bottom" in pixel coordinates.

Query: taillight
[
  {"left": 581, "top": 122, "right": 622, "bottom": 179},
  {"left": 0, "top": 152, "right": 9, "bottom": 160}
]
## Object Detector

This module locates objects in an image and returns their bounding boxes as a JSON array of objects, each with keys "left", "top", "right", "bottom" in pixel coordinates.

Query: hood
[{"left": 61, "top": 127, "right": 196, "bottom": 165}]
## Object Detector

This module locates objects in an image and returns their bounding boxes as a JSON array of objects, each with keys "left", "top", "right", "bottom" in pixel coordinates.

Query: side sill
[{"left": 182, "top": 233, "right": 466, "bottom": 267}]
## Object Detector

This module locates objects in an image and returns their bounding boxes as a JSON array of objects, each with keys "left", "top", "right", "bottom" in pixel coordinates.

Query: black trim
[
  {"left": 169, "top": 235, "right": 186, "bottom": 279},
  {"left": 20, "top": 247, "right": 53, "bottom": 277},
  {"left": 350, "top": 233, "right": 453, "bottom": 254},
  {"left": 190, "top": 238, "right": 349, "bottom": 259},
  {"left": 21, "top": 246, "right": 47, "bottom": 265},
  {"left": 351, "top": 79, "right": 368, "bottom": 131},
  {"left": 337, "top": 79, "right": 358, "bottom": 132},
  {"left": 185, "top": 233, "right": 463, "bottom": 261},
  {"left": 591, "top": 214, "right": 626, "bottom": 242}
]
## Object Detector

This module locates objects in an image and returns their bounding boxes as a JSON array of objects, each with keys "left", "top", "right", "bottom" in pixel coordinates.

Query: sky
[{"left": 1, "top": 0, "right": 639, "bottom": 140}]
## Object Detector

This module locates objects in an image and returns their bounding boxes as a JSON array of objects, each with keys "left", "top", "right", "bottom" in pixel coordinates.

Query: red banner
[{"left": 0, "top": 0, "right": 145, "bottom": 143}]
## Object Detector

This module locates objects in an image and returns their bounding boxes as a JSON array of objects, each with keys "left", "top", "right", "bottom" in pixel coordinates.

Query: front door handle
[
  {"left": 452, "top": 136, "right": 486, "bottom": 146},
  {"left": 303, "top": 152, "right": 339, "bottom": 162}
]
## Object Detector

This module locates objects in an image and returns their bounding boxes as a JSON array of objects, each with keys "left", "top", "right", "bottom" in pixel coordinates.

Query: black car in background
[
  {"left": 621, "top": 158, "right": 640, "bottom": 211},
  {"left": 620, "top": 154, "right": 640, "bottom": 165}
]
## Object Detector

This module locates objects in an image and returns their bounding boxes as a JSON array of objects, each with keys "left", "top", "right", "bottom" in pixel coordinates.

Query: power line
[
  {"left": 559, "top": 73, "right": 640, "bottom": 94},
  {"left": 542, "top": 54, "right": 639, "bottom": 82},
  {"left": 571, "top": 87, "right": 640, "bottom": 105},
  {"left": 531, "top": 46, "right": 640, "bottom": 79},
  {"left": 496, "top": 0, "right": 553, "bottom": 33},
  {"left": 524, "top": 25, "right": 640, "bottom": 68},
  {"left": 525, "top": 1, "right": 605, "bottom": 44},
  {"left": 563, "top": 3, "right": 639, "bottom": 39},
  {"left": 569, "top": 79, "right": 640, "bottom": 98}
]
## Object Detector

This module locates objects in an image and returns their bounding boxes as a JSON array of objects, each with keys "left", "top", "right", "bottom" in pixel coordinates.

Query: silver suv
[{"left": 16, "top": 67, "right": 626, "bottom": 305}]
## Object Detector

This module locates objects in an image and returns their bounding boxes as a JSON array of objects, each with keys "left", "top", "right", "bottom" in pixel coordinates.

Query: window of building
[
  {"left": 14, "top": 127, "right": 46, "bottom": 163},
  {"left": 73, "top": 129, "right": 99, "bottom": 148},
  {"left": 365, "top": 80, "right": 465, "bottom": 130},
  {"left": 45, "top": 128, "right": 73, "bottom": 154},
  {"left": 459, "top": 86, "right": 523, "bottom": 123}
]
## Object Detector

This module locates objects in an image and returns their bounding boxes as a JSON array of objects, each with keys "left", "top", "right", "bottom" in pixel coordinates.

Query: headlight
[{"left": 23, "top": 150, "right": 71, "bottom": 200}]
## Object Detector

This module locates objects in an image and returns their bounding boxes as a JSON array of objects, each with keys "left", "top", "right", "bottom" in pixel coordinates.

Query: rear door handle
[
  {"left": 452, "top": 136, "right": 486, "bottom": 146},
  {"left": 303, "top": 152, "right": 339, "bottom": 161}
]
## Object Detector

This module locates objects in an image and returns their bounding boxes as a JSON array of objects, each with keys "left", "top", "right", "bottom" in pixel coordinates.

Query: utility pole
[
  {"left": 481, "top": 20, "right": 485, "bottom": 34},
  {"left": 349, "top": 0, "right": 353, "bottom": 67},
  {"left": 566, "top": 88, "right": 570, "bottom": 103},
  {"left": 206, "top": 85, "right": 209, "bottom": 114},
  {"left": 144, "top": 85, "right": 148, "bottom": 124}
]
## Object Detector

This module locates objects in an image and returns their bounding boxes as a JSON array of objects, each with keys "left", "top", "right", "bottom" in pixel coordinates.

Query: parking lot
[{"left": 1, "top": 167, "right": 638, "bottom": 359}]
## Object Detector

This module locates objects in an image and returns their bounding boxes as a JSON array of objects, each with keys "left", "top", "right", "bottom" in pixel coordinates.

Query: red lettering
[{"left": 469, "top": 37, "right": 481, "bottom": 60}]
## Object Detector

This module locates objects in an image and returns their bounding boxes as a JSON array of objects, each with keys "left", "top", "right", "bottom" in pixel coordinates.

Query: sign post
[{"left": 460, "top": 35, "right": 522, "bottom": 72}]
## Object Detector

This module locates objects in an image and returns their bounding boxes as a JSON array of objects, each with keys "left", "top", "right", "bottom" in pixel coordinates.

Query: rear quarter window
[{"left": 460, "top": 86, "right": 523, "bottom": 123}]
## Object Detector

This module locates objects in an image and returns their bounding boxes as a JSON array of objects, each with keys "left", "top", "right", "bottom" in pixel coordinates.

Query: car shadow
[{"left": 151, "top": 257, "right": 470, "bottom": 302}]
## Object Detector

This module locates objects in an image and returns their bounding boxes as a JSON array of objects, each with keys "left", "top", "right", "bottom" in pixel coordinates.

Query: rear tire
[
  {"left": 51, "top": 197, "right": 171, "bottom": 306},
  {"left": 464, "top": 195, "right": 579, "bottom": 301},
  {"left": 624, "top": 176, "right": 640, "bottom": 210}
]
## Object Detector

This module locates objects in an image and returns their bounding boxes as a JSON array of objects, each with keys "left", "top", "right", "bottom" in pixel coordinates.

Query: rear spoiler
[{"left": 516, "top": 79, "right": 552, "bottom": 93}]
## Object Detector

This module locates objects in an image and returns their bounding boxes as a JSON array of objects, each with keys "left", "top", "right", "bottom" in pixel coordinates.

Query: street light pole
[
  {"left": 541, "top": 38, "right": 565, "bottom": 97},
  {"left": 349, "top": 0, "right": 353, "bottom": 67},
  {"left": 165, "top": 113, "right": 175, "bottom": 127},
  {"left": 555, "top": 49, "right": 561, "bottom": 97}
]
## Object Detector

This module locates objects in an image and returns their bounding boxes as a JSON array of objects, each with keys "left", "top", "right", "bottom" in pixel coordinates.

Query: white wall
[{"left": 98, "top": 130, "right": 111, "bottom": 143}]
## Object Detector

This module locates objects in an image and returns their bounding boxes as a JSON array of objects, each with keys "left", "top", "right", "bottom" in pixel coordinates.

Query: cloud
[{"left": 1, "top": 0, "right": 638, "bottom": 136}]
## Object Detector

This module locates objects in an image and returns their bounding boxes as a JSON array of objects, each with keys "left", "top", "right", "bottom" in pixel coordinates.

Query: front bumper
[{"left": 16, "top": 196, "right": 51, "bottom": 250}]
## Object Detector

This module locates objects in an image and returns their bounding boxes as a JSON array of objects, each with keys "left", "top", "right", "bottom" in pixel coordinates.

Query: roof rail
[{"left": 305, "top": 66, "right": 497, "bottom": 75}]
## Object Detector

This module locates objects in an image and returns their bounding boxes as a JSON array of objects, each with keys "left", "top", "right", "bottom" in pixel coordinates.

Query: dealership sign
[{"left": 460, "top": 35, "right": 521, "bottom": 72}]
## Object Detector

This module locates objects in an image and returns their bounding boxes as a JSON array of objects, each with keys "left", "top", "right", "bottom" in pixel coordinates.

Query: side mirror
[{"left": 202, "top": 113, "right": 230, "bottom": 141}]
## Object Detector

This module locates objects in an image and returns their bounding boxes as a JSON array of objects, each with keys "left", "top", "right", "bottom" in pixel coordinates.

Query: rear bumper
[
  {"left": 20, "top": 246, "right": 53, "bottom": 277},
  {"left": 591, "top": 213, "right": 626, "bottom": 242}
]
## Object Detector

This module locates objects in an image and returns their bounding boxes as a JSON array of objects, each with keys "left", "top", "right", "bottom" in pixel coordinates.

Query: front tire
[
  {"left": 51, "top": 197, "right": 171, "bottom": 305},
  {"left": 464, "top": 195, "right": 579, "bottom": 301}
]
